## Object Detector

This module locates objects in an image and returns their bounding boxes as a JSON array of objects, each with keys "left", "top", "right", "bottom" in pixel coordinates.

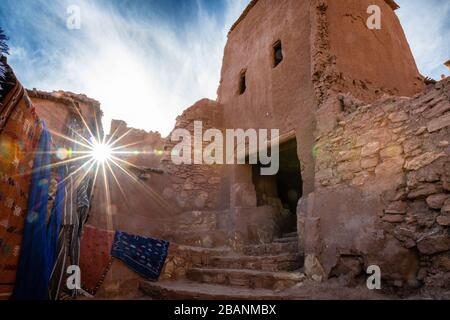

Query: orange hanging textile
[{"left": 0, "top": 80, "right": 43, "bottom": 300}]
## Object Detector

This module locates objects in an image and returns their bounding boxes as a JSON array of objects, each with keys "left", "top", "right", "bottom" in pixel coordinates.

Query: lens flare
[{"left": 91, "top": 140, "right": 112, "bottom": 163}]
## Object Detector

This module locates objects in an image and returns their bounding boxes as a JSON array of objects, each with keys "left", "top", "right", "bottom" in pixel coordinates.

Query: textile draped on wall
[
  {"left": 70, "top": 176, "right": 92, "bottom": 277},
  {"left": 12, "top": 124, "right": 52, "bottom": 300},
  {"left": 0, "top": 64, "right": 98, "bottom": 300},
  {"left": 49, "top": 119, "right": 95, "bottom": 299},
  {"left": 47, "top": 166, "right": 65, "bottom": 272},
  {"left": 111, "top": 231, "right": 170, "bottom": 281},
  {"left": 0, "top": 81, "right": 43, "bottom": 300},
  {"left": 79, "top": 225, "right": 114, "bottom": 295}
]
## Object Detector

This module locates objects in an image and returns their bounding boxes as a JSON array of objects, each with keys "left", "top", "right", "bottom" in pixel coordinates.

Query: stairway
[{"left": 140, "top": 232, "right": 304, "bottom": 300}]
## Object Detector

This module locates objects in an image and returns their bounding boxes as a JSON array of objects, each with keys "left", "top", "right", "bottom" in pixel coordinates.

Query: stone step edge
[
  {"left": 173, "top": 244, "right": 232, "bottom": 254},
  {"left": 188, "top": 267, "right": 306, "bottom": 280},
  {"left": 139, "top": 280, "right": 285, "bottom": 300},
  {"left": 282, "top": 233, "right": 298, "bottom": 238},
  {"left": 209, "top": 253, "right": 302, "bottom": 262},
  {"left": 273, "top": 237, "right": 298, "bottom": 243}
]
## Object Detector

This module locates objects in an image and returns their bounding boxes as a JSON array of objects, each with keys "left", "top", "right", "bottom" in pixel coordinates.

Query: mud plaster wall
[
  {"left": 324, "top": 0, "right": 423, "bottom": 101},
  {"left": 29, "top": 91, "right": 103, "bottom": 146},
  {"left": 29, "top": 97, "right": 73, "bottom": 146},
  {"left": 54, "top": 91, "right": 103, "bottom": 136},
  {"left": 311, "top": 0, "right": 425, "bottom": 139},
  {"left": 217, "top": 0, "right": 317, "bottom": 196},
  {"left": 306, "top": 79, "right": 450, "bottom": 288}
]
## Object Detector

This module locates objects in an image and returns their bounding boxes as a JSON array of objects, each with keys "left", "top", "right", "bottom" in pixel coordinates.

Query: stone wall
[
  {"left": 161, "top": 99, "right": 225, "bottom": 211},
  {"left": 306, "top": 78, "right": 450, "bottom": 289},
  {"left": 96, "top": 243, "right": 227, "bottom": 299}
]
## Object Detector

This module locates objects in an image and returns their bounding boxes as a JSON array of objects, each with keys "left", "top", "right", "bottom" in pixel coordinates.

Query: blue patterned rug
[{"left": 111, "top": 231, "right": 169, "bottom": 281}]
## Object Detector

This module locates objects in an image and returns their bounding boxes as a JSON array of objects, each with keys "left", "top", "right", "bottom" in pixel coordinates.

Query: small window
[
  {"left": 239, "top": 70, "right": 247, "bottom": 95},
  {"left": 273, "top": 41, "right": 283, "bottom": 67}
]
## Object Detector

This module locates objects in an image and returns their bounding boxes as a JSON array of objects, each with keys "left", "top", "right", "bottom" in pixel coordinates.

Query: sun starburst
[{"left": 21, "top": 105, "right": 175, "bottom": 232}]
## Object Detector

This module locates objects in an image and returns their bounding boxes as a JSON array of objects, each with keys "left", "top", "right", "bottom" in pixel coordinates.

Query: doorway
[{"left": 252, "top": 138, "right": 302, "bottom": 234}]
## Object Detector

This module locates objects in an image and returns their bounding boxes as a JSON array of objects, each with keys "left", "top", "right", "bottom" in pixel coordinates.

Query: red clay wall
[
  {"left": 218, "top": 0, "right": 317, "bottom": 194},
  {"left": 29, "top": 97, "right": 73, "bottom": 147},
  {"left": 312, "top": 0, "right": 424, "bottom": 105}
]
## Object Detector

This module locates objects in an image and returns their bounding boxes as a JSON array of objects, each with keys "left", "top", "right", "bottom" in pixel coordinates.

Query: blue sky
[
  {"left": 396, "top": 0, "right": 450, "bottom": 80},
  {"left": 0, "top": 0, "right": 449, "bottom": 135}
]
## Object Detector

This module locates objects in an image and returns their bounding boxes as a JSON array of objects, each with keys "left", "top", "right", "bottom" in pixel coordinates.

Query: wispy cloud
[
  {"left": 4, "top": 0, "right": 446, "bottom": 137},
  {"left": 2, "top": 0, "right": 250, "bottom": 136},
  {"left": 396, "top": 0, "right": 450, "bottom": 79}
]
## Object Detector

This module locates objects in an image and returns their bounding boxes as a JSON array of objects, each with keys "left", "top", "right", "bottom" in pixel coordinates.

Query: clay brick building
[
  {"left": 85, "top": 0, "right": 449, "bottom": 298},
  {"left": 28, "top": 89, "right": 104, "bottom": 147}
]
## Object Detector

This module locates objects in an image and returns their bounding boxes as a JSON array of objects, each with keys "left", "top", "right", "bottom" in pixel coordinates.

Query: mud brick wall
[
  {"left": 310, "top": 78, "right": 450, "bottom": 289},
  {"left": 161, "top": 99, "right": 225, "bottom": 211}
]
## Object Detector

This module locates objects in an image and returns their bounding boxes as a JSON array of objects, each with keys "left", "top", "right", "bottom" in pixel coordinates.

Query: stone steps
[
  {"left": 162, "top": 230, "right": 228, "bottom": 248},
  {"left": 175, "top": 244, "right": 231, "bottom": 256},
  {"left": 140, "top": 280, "right": 284, "bottom": 300},
  {"left": 187, "top": 268, "right": 305, "bottom": 290},
  {"left": 282, "top": 232, "right": 298, "bottom": 238},
  {"left": 274, "top": 236, "right": 298, "bottom": 243},
  {"left": 208, "top": 253, "right": 302, "bottom": 272},
  {"left": 243, "top": 242, "right": 298, "bottom": 256}
]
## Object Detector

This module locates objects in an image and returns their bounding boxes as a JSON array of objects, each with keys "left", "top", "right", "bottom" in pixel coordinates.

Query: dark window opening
[
  {"left": 273, "top": 41, "right": 283, "bottom": 67},
  {"left": 239, "top": 70, "right": 246, "bottom": 95}
]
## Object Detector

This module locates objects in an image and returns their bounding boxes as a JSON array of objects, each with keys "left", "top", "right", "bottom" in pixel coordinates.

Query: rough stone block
[
  {"left": 375, "top": 156, "right": 404, "bottom": 177},
  {"left": 361, "top": 157, "right": 379, "bottom": 169},
  {"left": 426, "top": 194, "right": 448, "bottom": 209},
  {"left": 385, "top": 201, "right": 407, "bottom": 214},
  {"left": 338, "top": 149, "right": 360, "bottom": 162},
  {"left": 442, "top": 199, "right": 450, "bottom": 215},
  {"left": 382, "top": 214, "right": 405, "bottom": 223},
  {"left": 337, "top": 160, "right": 361, "bottom": 174},
  {"left": 417, "top": 234, "right": 450, "bottom": 255},
  {"left": 423, "top": 101, "right": 450, "bottom": 119},
  {"left": 407, "top": 183, "right": 442, "bottom": 199},
  {"left": 404, "top": 152, "right": 446, "bottom": 171},
  {"left": 361, "top": 142, "right": 381, "bottom": 157},
  {"left": 436, "top": 215, "right": 450, "bottom": 226},
  {"left": 427, "top": 113, "right": 450, "bottom": 132},
  {"left": 304, "top": 254, "right": 326, "bottom": 282},
  {"left": 380, "top": 145, "right": 403, "bottom": 159},
  {"left": 388, "top": 111, "right": 409, "bottom": 123},
  {"left": 403, "top": 138, "right": 422, "bottom": 154}
]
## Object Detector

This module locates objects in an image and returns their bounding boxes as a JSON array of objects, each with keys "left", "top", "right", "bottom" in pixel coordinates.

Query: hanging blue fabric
[
  {"left": 13, "top": 124, "right": 52, "bottom": 300},
  {"left": 47, "top": 165, "right": 65, "bottom": 270}
]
